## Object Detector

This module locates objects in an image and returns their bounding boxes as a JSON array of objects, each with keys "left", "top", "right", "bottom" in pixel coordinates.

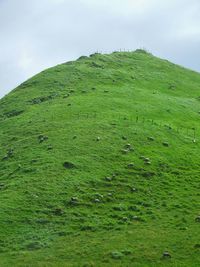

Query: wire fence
[
  {"left": 60, "top": 112, "right": 197, "bottom": 141},
  {"left": 0, "top": 112, "right": 197, "bottom": 146}
]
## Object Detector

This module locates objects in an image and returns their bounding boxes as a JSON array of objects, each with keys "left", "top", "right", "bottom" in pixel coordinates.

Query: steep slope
[{"left": 0, "top": 50, "right": 200, "bottom": 266}]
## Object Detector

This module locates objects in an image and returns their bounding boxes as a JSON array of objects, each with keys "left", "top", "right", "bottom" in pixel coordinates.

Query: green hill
[{"left": 0, "top": 50, "right": 200, "bottom": 267}]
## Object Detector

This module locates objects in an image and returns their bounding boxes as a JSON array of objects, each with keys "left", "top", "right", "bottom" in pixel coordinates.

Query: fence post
[{"left": 193, "top": 128, "right": 196, "bottom": 140}]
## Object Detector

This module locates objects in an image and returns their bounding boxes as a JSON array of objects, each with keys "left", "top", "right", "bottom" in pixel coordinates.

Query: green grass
[{"left": 0, "top": 50, "right": 200, "bottom": 266}]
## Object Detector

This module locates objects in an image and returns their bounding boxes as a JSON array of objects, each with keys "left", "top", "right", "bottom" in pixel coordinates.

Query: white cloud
[{"left": 79, "top": 0, "right": 158, "bottom": 15}]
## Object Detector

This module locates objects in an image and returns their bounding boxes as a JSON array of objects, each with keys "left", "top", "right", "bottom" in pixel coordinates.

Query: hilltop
[{"left": 0, "top": 50, "right": 200, "bottom": 266}]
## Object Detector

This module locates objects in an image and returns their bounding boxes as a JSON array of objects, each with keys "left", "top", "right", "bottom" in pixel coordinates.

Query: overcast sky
[{"left": 0, "top": 0, "right": 200, "bottom": 99}]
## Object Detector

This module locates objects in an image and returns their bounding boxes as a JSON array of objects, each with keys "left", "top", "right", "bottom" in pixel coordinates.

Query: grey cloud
[{"left": 0, "top": 0, "right": 200, "bottom": 98}]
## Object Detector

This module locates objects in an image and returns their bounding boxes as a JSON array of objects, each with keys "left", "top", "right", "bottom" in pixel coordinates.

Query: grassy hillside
[{"left": 0, "top": 50, "right": 200, "bottom": 267}]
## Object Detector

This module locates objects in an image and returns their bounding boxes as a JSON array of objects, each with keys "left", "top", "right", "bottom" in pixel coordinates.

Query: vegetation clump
[
  {"left": 4, "top": 109, "right": 24, "bottom": 118},
  {"left": 63, "top": 161, "right": 76, "bottom": 169},
  {"left": 162, "top": 251, "right": 172, "bottom": 259},
  {"left": 38, "top": 134, "right": 48, "bottom": 143},
  {"left": 29, "top": 94, "right": 57, "bottom": 104},
  {"left": 2, "top": 149, "right": 14, "bottom": 160}
]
